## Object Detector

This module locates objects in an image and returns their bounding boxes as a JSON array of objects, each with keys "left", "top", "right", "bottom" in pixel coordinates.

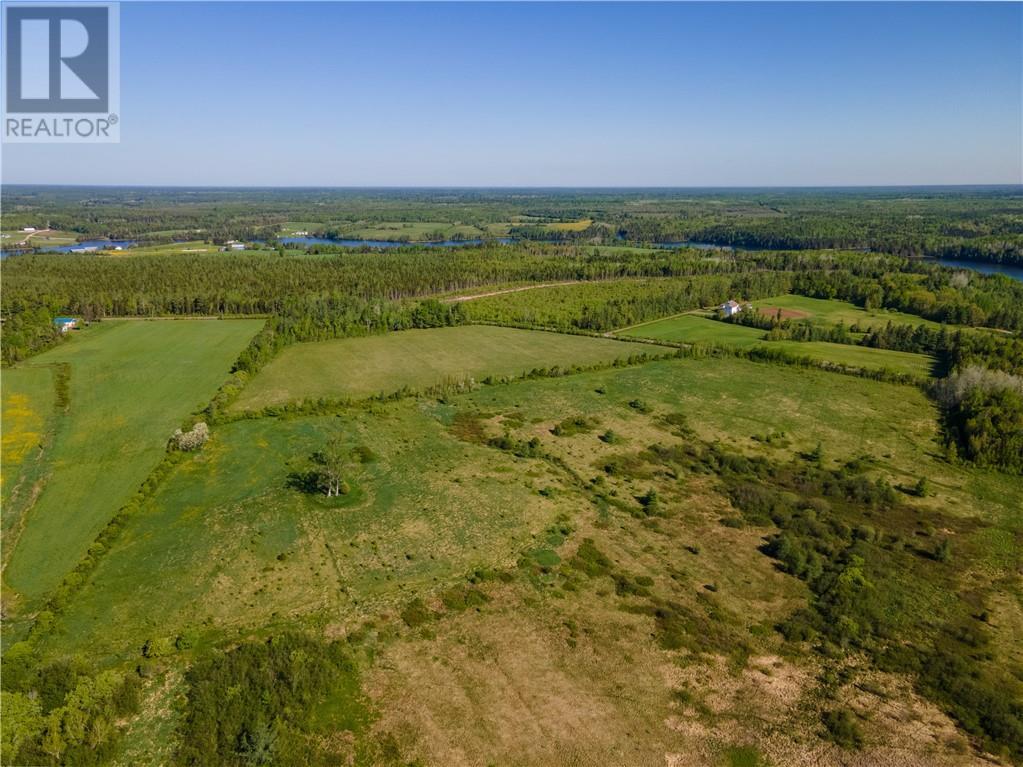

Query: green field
[
  {"left": 280, "top": 221, "right": 490, "bottom": 242},
  {"left": 750, "top": 294, "right": 945, "bottom": 329},
  {"left": 618, "top": 313, "right": 765, "bottom": 347},
  {"left": 617, "top": 313, "right": 936, "bottom": 376},
  {"left": 1, "top": 229, "right": 79, "bottom": 247},
  {"left": 231, "top": 325, "right": 660, "bottom": 411},
  {"left": 1, "top": 366, "right": 59, "bottom": 571},
  {"left": 2, "top": 319, "right": 263, "bottom": 600},
  {"left": 40, "top": 354, "right": 1022, "bottom": 667},
  {"left": 40, "top": 400, "right": 572, "bottom": 661},
  {"left": 765, "top": 340, "right": 936, "bottom": 375}
]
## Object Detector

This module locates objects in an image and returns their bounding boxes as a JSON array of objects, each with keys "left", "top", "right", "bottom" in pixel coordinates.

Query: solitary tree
[{"left": 315, "top": 437, "right": 349, "bottom": 497}]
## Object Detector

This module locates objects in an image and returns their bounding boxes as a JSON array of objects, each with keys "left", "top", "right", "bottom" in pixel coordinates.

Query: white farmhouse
[{"left": 720, "top": 299, "right": 742, "bottom": 317}]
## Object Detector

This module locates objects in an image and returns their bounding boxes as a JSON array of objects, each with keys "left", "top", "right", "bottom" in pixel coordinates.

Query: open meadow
[
  {"left": 750, "top": 294, "right": 946, "bottom": 329},
  {"left": 618, "top": 312, "right": 766, "bottom": 347},
  {"left": 1, "top": 319, "right": 263, "bottom": 602},
  {"left": 231, "top": 325, "right": 662, "bottom": 410},
  {"left": 617, "top": 313, "right": 937, "bottom": 377},
  {"left": 30, "top": 352, "right": 1023, "bottom": 766}
]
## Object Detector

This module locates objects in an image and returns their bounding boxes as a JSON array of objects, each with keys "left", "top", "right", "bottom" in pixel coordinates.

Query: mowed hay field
[
  {"left": 618, "top": 313, "right": 936, "bottom": 377},
  {"left": 232, "top": 325, "right": 661, "bottom": 411},
  {"left": 2, "top": 319, "right": 263, "bottom": 600}
]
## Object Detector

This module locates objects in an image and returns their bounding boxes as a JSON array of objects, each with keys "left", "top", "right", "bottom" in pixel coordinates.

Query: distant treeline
[
  {"left": 3, "top": 186, "right": 1020, "bottom": 264},
  {"left": 0, "top": 245, "right": 849, "bottom": 363},
  {"left": 4, "top": 244, "right": 1023, "bottom": 360}
]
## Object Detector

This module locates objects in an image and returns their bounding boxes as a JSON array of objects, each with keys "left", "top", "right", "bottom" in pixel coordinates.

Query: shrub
[
  {"left": 171, "top": 421, "right": 210, "bottom": 452},
  {"left": 399, "top": 597, "right": 434, "bottom": 628},
  {"left": 822, "top": 708, "right": 863, "bottom": 749}
]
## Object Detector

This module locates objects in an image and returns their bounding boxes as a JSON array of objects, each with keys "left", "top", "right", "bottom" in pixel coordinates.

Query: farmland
[
  {"left": 1, "top": 319, "right": 263, "bottom": 601},
  {"left": 1, "top": 186, "right": 1022, "bottom": 767},
  {"left": 231, "top": 325, "right": 663, "bottom": 410},
  {"left": 618, "top": 312, "right": 766, "bottom": 347},
  {"left": 29, "top": 351, "right": 1023, "bottom": 765},
  {"left": 749, "top": 294, "right": 946, "bottom": 329},
  {"left": 617, "top": 312, "right": 937, "bottom": 377}
]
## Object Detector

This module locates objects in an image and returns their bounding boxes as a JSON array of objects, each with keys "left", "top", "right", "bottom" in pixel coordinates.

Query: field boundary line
[
  {"left": 608, "top": 310, "right": 711, "bottom": 336},
  {"left": 440, "top": 281, "right": 583, "bottom": 303}
]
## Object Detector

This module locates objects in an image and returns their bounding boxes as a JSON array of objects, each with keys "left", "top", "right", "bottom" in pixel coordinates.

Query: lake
[
  {"left": 930, "top": 257, "right": 1023, "bottom": 283},
  {"left": 1, "top": 239, "right": 137, "bottom": 257}
]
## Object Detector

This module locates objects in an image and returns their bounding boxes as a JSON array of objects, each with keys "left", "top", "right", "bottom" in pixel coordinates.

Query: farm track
[{"left": 441, "top": 281, "right": 583, "bottom": 303}]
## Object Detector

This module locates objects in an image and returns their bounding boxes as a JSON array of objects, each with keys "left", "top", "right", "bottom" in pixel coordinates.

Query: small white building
[
  {"left": 720, "top": 299, "right": 742, "bottom": 317},
  {"left": 22, "top": 227, "right": 37, "bottom": 233},
  {"left": 54, "top": 317, "right": 77, "bottom": 333},
  {"left": 229, "top": 243, "right": 246, "bottom": 250}
]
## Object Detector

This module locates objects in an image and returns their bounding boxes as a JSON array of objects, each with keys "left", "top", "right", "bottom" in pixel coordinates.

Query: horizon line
[{"left": 4, "top": 183, "right": 1022, "bottom": 191}]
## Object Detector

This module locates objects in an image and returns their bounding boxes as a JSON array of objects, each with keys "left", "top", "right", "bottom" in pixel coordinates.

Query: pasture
[
  {"left": 2, "top": 319, "right": 263, "bottom": 600},
  {"left": 617, "top": 313, "right": 935, "bottom": 376},
  {"left": 42, "top": 354, "right": 1021, "bottom": 666},
  {"left": 231, "top": 325, "right": 659, "bottom": 410},
  {"left": 765, "top": 340, "right": 936, "bottom": 376},
  {"left": 617, "top": 313, "right": 765, "bottom": 347},
  {"left": 750, "top": 294, "right": 945, "bottom": 330},
  {"left": 29, "top": 350, "right": 1023, "bottom": 765},
  {"left": 41, "top": 402, "right": 575, "bottom": 661},
  {"left": 545, "top": 218, "right": 593, "bottom": 232},
  {"left": 1, "top": 366, "right": 59, "bottom": 571}
]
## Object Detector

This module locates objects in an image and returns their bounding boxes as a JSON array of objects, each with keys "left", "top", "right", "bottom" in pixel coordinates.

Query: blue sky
[{"left": 4, "top": 2, "right": 1021, "bottom": 186}]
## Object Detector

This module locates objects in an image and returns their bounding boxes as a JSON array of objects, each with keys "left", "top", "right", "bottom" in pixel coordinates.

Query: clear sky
[{"left": 3, "top": 1, "right": 1021, "bottom": 186}]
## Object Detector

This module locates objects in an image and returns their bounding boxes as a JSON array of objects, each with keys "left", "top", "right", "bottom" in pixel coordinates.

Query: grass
[
  {"left": 617, "top": 313, "right": 936, "bottom": 376},
  {"left": 764, "top": 340, "right": 935, "bottom": 376},
  {"left": 39, "top": 402, "right": 572, "bottom": 661},
  {"left": 1, "top": 229, "right": 79, "bottom": 247},
  {"left": 28, "top": 351, "right": 1023, "bottom": 763},
  {"left": 280, "top": 221, "right": 491, "bottom": 242},
  {"left": 545, "top": 218, "right": 593, "bottom": 232},
  {"left": 750, "top": 294, "right": 945, "bottom": 330},
  {"left": 1, "top": 366, "right": 56, "bottom": 488},
  {"left": 46, "top": 354, "right": 1022, "bottom": 663},
  {"left": 2, "top": 319, "right": 263, "bottom": 601},
  {"left": 1, "top": 366, "right": 59, "bottom": 573},
  {"left": 618, "top": 313, "right": 765, "bottom": 348},
  {"left": 231, "top": 325, "right": 660, "bottom": 410}
]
